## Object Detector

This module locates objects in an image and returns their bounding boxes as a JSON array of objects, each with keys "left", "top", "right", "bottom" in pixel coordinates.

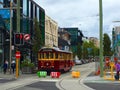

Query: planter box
[{"left": 21, "top": 67, "right": 33, "bottom": 74}]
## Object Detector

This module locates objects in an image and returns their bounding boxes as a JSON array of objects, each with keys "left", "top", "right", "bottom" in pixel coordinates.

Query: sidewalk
[
  {"left": 0, "top": 71, "right": 120, "bottom": 90},
  {"left": 0, "top": 72, "right": 37, "bottom": 80},
  {"left": 0, "top": 72, "right": 40, "bottom": 90},
  {"left": 83, "top": 72, "right": 120, "bottom": 84}
]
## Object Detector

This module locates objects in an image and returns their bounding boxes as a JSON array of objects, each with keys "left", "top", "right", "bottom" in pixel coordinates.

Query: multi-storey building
[
  {"left": 60, "top": 27, "right": 84, "bottom": 54},
  {"left": 112, "top": 26, "right": 120, "bottom": 56},
  {"left": 45, "top": 15, "right": 58, "bottom": 47},
  {"left": 58, "top": 28, "right": 71, "bottom": 51},
  {"left": 89, "top": 37, "right": 99, "bottom": 48},
  {"left": 0, "top": 0, "right": 45, "bottom": 69}
]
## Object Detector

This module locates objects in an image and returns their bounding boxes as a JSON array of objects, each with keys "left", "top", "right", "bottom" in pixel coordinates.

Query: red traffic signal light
[{"left": 14, "top": 33, "right": 24, "bottom": 45}]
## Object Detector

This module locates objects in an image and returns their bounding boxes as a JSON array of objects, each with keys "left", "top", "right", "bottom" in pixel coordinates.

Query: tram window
[
  {"left": 60, "top": 53, "right": 62, "bottom": 59},
  {"left": 64, "top": 54, "right": 67, "bottom": 59},
  {"left": 68, "top": 54, "right": 70, "bottom": 59},
  {"left": 67, "top": 54, "right": 69, "bottom": 59},
  {"left": 39, "top": 53, "right": 41, "bottom": 59},
  {"left": 41, "top": 53, "right": 44, "bottom": 59},
  {"left": 63, "top": 54, "right": 64, "bottom": 59},
  {"left": 55, "top": 53, "right": 58, "bottom": 59},
  {"left": 46, "top": 53, "right": 49, "bottom": 59},
  {"left": 50, "top": 53, "right": 53, "bottom": 58}
]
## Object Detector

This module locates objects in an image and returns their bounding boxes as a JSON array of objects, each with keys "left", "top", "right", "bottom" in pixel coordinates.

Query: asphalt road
[
  {"left": 13, "top": 63, "right": 95, "bottom": 90},
  {"left": 1, "top": 62, "right": 120, "bottom": 90},
  {"left": 0, "top": 78, "right": 15, "bottom": 83},
  {"left": 85, "top": 83, "right": 120, "bottom": 90},
  {"left": 14, "top": 81, "right": 59, "bottom": 90}
]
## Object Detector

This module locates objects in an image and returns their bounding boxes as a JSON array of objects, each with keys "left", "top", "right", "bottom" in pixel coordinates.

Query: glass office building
[{"left": 0, "top": 0, "right": 45, "bottom": 70}]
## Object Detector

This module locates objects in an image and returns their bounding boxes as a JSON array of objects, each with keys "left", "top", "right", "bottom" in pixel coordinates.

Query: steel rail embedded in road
[{"left": 56, "top": 63, "right": 95, "bottom": 90}]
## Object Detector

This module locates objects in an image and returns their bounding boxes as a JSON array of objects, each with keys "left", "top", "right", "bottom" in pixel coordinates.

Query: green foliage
[
  {"left": 21, "top": 59, "right": 34, "bottom": 68},
  {"left": 103, "top": 33, "right": 113, "bottom": 56},
  {"left": 32, "top": 18, "right": 43, "bottom": 54},
  {"left": 77, "top": 42, "right": 82, "bottom": 59},
  {"left": 81, "top": 41, "right": 99, "bottom": 59}
]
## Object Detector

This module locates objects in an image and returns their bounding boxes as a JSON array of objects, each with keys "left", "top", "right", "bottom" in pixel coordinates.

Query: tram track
[{"left": 56, "top": 63, "right": 95, "bottom": 90}]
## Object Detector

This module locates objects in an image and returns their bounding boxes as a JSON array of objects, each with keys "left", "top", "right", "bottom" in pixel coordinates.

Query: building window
[
  {"left": 33, "top": 4, "right": 35, "bottom": 19},
  {"left": 0, "top": 0, "right": 3, "bottom": 8},
  {"left": 23, "top": 0, "right": 27, "bottom": 16},
  {"left": 29, "top": 0, "right": 31, "bottom": 18},
  {"left": 37, "top": 7, "right": 39, "bottom": 21}
]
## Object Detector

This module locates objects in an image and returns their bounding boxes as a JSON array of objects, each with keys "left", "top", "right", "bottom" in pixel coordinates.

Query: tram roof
[{"left": 39, "top": 47, "right": 72, "bottom": 53}]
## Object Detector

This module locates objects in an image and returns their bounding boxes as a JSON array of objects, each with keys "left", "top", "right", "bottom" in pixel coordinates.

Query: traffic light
[{"left": 14, "top": 33, "right": 24, "bottom": 45}]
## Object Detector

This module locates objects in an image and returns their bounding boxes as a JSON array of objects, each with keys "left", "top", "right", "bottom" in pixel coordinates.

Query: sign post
[{"left": 15, "top": 51, "right": 21, "bottom": 78}]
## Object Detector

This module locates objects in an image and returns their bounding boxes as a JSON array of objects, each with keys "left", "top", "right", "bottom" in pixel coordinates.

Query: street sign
[
  {"left": 24, "top": 34, "right": 30, "bottom": 41},
  {"left": 16, "top": 51, "right": 21, "bottom": 59}
]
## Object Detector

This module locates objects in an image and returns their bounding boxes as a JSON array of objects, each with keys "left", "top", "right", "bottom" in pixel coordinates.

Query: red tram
[{"left": 38, "top": 47, "right": 74, "bottom": 73}]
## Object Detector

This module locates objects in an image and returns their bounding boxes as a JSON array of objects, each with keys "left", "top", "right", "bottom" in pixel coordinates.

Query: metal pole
[
  {"left": 16, "top": 0, "right": 20, "bottom": 76},
  {"left": 17, "top": 0, "right": 20, "bottom": 33},
  {"left": 9, "top": 0, "right": 12, "bottom": 74},
  {"left": 99, "top": 0, "right": 104, "bottom": 77},
  {"left": 16, "top": 58, "right": 19, "bottom": 78}
]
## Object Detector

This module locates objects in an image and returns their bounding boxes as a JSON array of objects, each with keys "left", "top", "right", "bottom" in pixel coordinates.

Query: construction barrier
[
  {"left": 71, "top": 71, "right": 80, "bottom": 78},
  {"left": 37, "top": 71, "right": 47, "bottom": 77},
  {"left": 103, "top": 62, "right": 115, "bottom": 80},
  {"left": 95, "top": 56, "right": 100, "bottom": 75},
  {"left": 50, "top": 72, "right": 61, "bottom": 78}
]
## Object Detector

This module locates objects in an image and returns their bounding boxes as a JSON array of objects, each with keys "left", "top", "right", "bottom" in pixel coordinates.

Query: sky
[{"left": 34, "top": 0, "right": 120, "bottom": 39}]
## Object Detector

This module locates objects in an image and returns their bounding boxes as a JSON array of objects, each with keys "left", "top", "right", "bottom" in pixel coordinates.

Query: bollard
[
  {"left": 50, "top": 72, "right": 61, "bottom": 78},
  {"left": 72, "top": 71, "right": 80, "bottom": 78},
  {"left": 37, "top": 71, "right": 47, "bottom": 77}
]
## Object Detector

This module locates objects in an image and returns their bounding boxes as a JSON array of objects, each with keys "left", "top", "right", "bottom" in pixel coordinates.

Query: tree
[
  {"left": 103, "top": 33, "right": 113, "bottom": 56},
  {"left": 82, "top": 41, "right": 99, "bottom": 59},
  {"left": 77, "top": 42, "right": 82, "bottom": 59},
  {"left": 32, "top": 19, "right": 43, "bottom": 54},
  {"left": 82, "top": 41, "right": 89, "bottom": 59}
]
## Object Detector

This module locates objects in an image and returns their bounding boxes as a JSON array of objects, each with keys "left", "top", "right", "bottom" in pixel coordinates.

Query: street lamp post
[
  {"left": 9, "top": 0, "right": 12, "bottom": 74},
  {"left": 99, "top": 0, "right": 104, "bottom": 77}
]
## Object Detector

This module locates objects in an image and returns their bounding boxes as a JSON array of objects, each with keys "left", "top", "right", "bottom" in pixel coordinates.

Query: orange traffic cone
[{"left": 95, "top": 67, "right": 100, "bottom": 75}]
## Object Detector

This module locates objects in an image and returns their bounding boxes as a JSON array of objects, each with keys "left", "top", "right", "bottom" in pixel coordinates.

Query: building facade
[
  {"left": 0, "top": 0, "right": 45, "bottom": 70},
  {"left": 112, "top": 26, "right": 120, "bottom": 56},
  {"left": 45, "top": 15, "right": 58, "bottom": 47},
  {"left": 58, "top": 28, "right": 71, "bottom": 51},
  {"left": 89, "top": 37, "right": 99, "bottom": 48},
  {"left": 60, "top": 27, "right": 84, "bottom": 54}
]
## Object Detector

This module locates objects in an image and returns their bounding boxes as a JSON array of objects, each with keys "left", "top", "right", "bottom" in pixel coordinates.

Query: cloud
[{"left": 34, "top": 0, "right": 120, "bottom": 38}]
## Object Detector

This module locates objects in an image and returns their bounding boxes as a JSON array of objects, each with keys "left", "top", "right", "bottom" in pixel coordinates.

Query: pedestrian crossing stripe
[{"left": 40, "top": 79, "right": 59, "bottom": 82}]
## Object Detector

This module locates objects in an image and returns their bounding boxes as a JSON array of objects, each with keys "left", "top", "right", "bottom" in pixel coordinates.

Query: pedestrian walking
[
  {"left": 114, "top": 60, "right": 120, "bottom": 80},
  {"left": 3, "top": 60, "right": 8, "bottom": 74},
  {"left": 11, "top": 60, "right": 16, "bottom": 74}
]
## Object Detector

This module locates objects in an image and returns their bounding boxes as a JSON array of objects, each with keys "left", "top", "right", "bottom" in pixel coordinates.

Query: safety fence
[{"left": 95, "top": 56, "right": 120, "bottom": 81}]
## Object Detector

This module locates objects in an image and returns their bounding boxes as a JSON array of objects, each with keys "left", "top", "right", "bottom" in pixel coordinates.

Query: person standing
[
  {"left": 3, "top": 60, "right": 8, "bottom": 74},
  {"left": 11, "top": 60, "right": 16, "bottom": 74},
  {"left": 115, "top": 60, "right": 120, "bottom": 80}
]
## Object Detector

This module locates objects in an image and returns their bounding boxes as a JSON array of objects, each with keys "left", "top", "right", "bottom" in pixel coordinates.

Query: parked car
[
  {"left": 81, "top": 59, "right": 86, "bottom": 64},
  {"left": 74, "top": 60, "right": 82, "bottom": 65}
]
